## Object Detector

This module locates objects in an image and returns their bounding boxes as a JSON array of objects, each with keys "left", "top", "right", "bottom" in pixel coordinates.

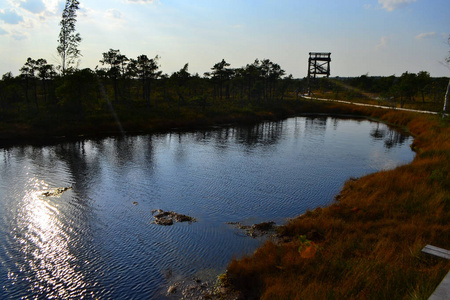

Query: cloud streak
[
  {"left": 378, "top": 0, "right": 416, "bottom": 12},
  {"left": 414, "top": 32, "right": 436, "bottom": 40},
  {"left": 376, "top": 36, "right": 389, "bottom": 49}
]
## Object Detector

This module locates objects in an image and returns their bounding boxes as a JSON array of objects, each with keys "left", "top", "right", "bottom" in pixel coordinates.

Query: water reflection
[
  {"left": 0, "top": 117, "right": 414, "bottom": 299},
  {"left": 305, "top": 116, "right": 328, "bottom": 131},
  {"left": 237, "top": 121, "right": 284, "bottom": 147},
  {"left": 370, "top": 123, "right": 409, "bottom": 148},
  {"left": 171, "top": 121, "right": 286, "bottom": 150}
]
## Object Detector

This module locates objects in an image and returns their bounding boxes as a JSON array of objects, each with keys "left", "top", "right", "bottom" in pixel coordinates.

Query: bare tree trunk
[{"left": 444, "top": 79, "right": 450, "bottom": 113}]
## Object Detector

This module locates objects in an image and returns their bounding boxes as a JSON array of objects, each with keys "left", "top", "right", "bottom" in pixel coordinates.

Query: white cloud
[
  {"left": 414, "top": 32, "right": 436, "bottom": 40},
  {"left": 78, "top": 6, "right": 92, "bottom": 19},
  {"left": 376, "top": 36, "right": 389, "bottom": 49},
  {"left": 103, "top": 8, "right": 126, "bottom": 27},
  {"left": 42, "top": 0, "right": 61, "bottom": 14},
  {"left": 105, "top": 9, "right": 123, "bottom": 20},
  {"left": 0, "top": 8, "right": 24, "bottom": 24},
  {"left": 0, "top": 26, "right": 7, "bottom": 35},
  {"left": 378, "top": 0, "right": 416, "bottom": 12}
]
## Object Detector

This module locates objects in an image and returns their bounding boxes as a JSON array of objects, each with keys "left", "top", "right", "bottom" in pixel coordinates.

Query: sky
[{"left": 0, "top": 0, "right": 449, "bottom": 78}]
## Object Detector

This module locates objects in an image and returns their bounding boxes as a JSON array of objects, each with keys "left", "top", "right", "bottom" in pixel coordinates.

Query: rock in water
[
  {"left": 151, "top": 210, "right": 196, "bottom": 226},
  {"left": 155, "top": 218, "right": 174, "bottom": 226}
]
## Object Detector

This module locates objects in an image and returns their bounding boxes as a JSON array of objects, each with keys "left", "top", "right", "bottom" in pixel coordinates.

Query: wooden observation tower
[{"left": 307, "top": 52, "right": 331, "bottom": 95}]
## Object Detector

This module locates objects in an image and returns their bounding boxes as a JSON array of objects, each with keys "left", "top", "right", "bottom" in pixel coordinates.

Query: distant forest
[
  {"left": 0, "top": 49, "right": 448, "bottom": 140},
  {"left": 0, "top": 51, "right": 296, "bottom": 118},
  {"left": 1, "top": 49, "right": 449, "bottom": 121}
]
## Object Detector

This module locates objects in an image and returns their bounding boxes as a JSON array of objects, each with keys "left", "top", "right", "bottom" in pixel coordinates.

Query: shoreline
[{"left": 222, "top": 101, "right": 450, "bottom": 299}]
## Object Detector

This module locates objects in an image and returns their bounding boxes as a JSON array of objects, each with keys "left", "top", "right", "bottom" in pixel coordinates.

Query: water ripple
[{"left": 0, "top": 117, "right": 414, "bottom": 299}]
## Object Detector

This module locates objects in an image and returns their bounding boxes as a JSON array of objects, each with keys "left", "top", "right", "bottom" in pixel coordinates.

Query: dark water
[{"left": 0, "top": 117, "right": 414, "bottom": 299}]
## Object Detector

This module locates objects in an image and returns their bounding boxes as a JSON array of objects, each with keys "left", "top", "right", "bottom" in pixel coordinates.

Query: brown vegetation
[{"left": 225, "top": 101, "right": 450, "bottom": 299}]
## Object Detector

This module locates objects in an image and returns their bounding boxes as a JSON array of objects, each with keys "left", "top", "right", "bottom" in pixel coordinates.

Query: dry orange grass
[{"left": 226, "top": 102, "right": 450, "bottom": 299}]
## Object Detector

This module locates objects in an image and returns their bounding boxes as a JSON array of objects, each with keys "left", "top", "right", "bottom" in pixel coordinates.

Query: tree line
[
  {"left": 0, "top": 52, "right": 297, "bottom": 120},
  {"left": 2, "top": 54, "right": 449, "bottom": 121}
]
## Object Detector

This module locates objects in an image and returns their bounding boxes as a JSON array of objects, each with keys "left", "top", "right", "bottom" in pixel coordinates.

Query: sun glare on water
[{"left": 10, "top": 177, "right": 91, "bottom": 298}]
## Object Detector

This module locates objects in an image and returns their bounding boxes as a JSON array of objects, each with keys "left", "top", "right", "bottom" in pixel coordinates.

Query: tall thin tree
[
  {"left": 444, "top": 35, "right": 450, "bottom": 113},
  {"left": 57, "top": 0, "right": 82, "bottom": 74}
]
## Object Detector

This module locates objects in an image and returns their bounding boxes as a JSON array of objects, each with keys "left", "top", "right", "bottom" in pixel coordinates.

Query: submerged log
[{"left": 41, "top": 187, "right": 72, "bottom": 197}]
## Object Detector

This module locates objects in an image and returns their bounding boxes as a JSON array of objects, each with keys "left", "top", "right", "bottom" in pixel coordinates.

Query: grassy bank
[{"left": 224, "top": 101, "right": 450, "bottom": 299}]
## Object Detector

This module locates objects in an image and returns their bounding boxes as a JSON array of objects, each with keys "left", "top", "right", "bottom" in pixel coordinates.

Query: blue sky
[{"left": 1, "top": 0, "right": 449, "bottom": 78}]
